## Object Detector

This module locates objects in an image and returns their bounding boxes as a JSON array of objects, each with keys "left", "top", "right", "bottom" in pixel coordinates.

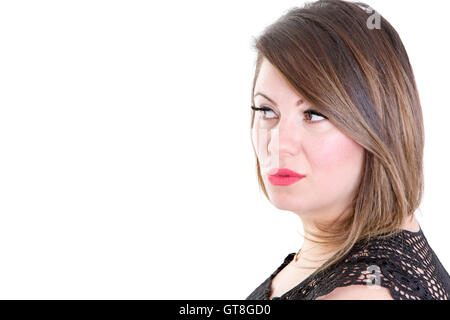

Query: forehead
[
  {"left": 255, "top": 59, "right": 286, "bottom": 89},
  {"left": 254, "top": 58, "right": 304, "bottom": 103}
]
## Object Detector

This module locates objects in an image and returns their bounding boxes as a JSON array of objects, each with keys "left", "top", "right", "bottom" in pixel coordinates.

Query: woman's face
[{"left": 251, "top": 58, "right": 365, "bottom": 222}]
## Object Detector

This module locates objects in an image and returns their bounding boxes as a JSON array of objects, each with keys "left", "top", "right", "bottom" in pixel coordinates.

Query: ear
[{"left": 316, "top": 284, "right": 394, "bottom": 300}]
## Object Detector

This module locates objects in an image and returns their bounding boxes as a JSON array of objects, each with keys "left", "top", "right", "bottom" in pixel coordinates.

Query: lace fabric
[{"left": 246, "top": 227, "right": 450, "bottom": 300}]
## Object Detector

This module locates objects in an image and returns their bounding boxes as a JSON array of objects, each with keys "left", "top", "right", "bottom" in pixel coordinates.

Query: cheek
[{"left": 307, "top": 132, "right": 364, "bottom": 187}]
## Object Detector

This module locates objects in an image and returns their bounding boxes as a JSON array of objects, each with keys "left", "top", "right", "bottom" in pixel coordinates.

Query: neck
[
  {"left": 293, "top": 222, "right": 340, "bottom": 269},
  {"left": 293, "top": 214, "right": 420, "bottom": 268}
]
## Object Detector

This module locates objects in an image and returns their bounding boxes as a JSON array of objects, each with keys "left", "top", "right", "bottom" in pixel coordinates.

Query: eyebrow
[{"left": 253, "top": 92, "right": 304, "bottom": 106}]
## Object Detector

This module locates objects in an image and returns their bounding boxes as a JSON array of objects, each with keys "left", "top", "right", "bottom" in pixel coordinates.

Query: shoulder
[
  {"left": 310, "top": 233, "right": 406, "bottom": 300},
  {"left": 316, "top": 284, "right": 394, "bottom": 300},
  {"left": 314, "top": 229, "right": 428, "bottom": 300}
]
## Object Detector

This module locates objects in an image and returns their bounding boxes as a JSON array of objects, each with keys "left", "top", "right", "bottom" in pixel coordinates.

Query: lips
[
  {"left": 269, "top": 168, "right": 305, "bottom": 178},
  {"left": 268, "top": 168, "right": 305, "bottom": 186}
]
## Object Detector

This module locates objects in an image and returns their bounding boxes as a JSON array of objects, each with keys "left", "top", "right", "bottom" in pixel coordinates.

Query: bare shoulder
[{"left": 316, "top": 284, "right": 394, "bottom": 300}]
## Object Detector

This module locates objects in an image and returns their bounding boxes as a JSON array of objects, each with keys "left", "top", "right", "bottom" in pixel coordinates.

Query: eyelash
[{"left": 250, "top": 105, "right": 328, "bottom": 122}]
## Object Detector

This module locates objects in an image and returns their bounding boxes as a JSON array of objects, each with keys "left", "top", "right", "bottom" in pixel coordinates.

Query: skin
[
  {"left": 252, "top": 57, "right": 419, "bottom": 299},
  {"left": 253, "top": 57, "right": 366, "bottom": 261}
]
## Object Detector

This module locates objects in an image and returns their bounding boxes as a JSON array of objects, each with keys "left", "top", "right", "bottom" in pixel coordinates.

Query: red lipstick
[{"left": 268, "top": 168, "right": 305, "bottom": 186}]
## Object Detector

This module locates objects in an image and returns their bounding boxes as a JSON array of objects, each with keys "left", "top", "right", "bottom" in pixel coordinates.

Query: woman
[{"left": 246, "top": 0, "right": 450, "bottom": 300}]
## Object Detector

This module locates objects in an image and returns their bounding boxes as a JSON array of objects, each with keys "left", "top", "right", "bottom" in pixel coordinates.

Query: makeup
[{"left": 268, "top": 168, "right": 305, "bottom": 186}]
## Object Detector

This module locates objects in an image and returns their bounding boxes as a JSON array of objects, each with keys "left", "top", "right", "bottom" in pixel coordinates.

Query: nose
[{"left": 268, "top": 115, "right": 302, "bottom": 158}]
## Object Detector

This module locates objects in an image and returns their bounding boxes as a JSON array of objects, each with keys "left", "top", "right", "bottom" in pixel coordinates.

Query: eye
[
  {"left": 251, "top": 105, "right": 277, "bottom": 119},
  {"left": 251, "top": 106, "right": 328, "bottom": 123},
  {"left": 304, "top": 109, "right": 328, "bottom": 122}
]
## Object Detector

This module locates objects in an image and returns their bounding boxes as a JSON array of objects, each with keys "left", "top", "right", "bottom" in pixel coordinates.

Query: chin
[{"left": 267, "top": 191, "right": 306, "bottom": 212}]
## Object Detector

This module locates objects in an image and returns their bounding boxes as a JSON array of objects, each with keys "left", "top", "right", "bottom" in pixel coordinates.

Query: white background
[{"left": 0, "top": 0, "right": 448, "bottom": 299}]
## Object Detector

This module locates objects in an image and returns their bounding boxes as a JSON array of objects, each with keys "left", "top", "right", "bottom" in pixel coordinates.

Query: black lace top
[{"left": 246, "top": 226, "right": 450, "bottom": 300}]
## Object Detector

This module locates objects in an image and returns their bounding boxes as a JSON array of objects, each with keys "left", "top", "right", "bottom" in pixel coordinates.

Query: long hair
[{"left": 250, "top": 0, "right": 425, "bottom": 275}]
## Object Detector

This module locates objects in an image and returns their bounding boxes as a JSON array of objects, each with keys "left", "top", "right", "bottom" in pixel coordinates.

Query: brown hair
[{"left": 250, "top": 0, "right": 424, "bottom": 274}]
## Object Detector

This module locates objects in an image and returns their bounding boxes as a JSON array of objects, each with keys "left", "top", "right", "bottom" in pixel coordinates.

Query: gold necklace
[{"left": 294, "top": 248, "right": 301, "bottom": 262}]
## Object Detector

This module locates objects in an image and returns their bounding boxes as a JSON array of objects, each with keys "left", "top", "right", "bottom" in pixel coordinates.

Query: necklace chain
[{"left": 294, "top": 248, "right": 301, "bottom": 262}]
